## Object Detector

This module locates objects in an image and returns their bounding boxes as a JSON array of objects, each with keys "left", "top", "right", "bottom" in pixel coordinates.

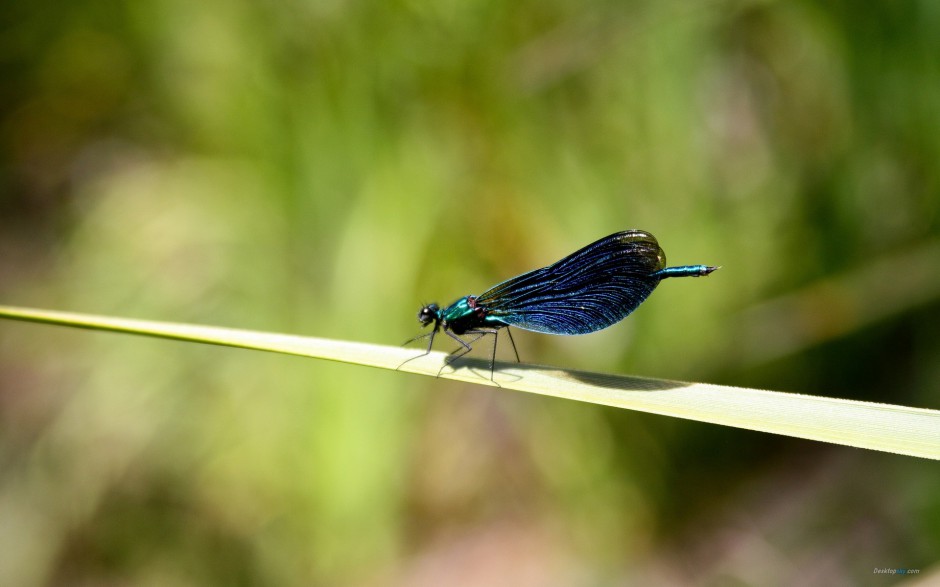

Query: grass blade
[{"left": 1, "top": 305, "right": 937, "bottom": 459}]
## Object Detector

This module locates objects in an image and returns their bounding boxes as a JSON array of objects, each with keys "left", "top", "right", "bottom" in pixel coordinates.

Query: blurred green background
[{"left": 2, "top": 0, "right": 939, "bottom": 584}]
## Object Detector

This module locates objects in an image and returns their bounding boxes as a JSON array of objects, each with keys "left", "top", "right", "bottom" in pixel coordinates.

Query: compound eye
[{"left": 417, "top": 305, "right": 437, "bottom": 326}]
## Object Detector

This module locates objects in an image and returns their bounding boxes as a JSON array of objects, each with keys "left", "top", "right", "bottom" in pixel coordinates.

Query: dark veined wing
[{"left": 476, "top": 231, "right": 667, "bottom": 335}]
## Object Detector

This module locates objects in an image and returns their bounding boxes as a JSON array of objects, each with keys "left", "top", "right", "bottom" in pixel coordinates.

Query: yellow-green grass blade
[{"left": 1, "top": 305, "right": 937, "bottom": 460}]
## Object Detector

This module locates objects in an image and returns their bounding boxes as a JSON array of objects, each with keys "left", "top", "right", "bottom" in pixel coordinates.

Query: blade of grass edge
[{"left": 1, "top": 305, "right": 937, "bottom": 460}]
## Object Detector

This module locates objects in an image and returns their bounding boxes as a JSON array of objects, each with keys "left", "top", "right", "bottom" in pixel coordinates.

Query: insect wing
[{"left": 477, "top": 231, "right": 666, "bottom": 335}]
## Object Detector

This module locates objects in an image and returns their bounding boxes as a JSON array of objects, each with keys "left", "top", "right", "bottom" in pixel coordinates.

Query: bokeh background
[{"left": 2, "top": 0, "right": 939, "bottom": 585}]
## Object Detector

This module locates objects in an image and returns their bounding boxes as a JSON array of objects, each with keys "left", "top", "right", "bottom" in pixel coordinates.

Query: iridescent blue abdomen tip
[{"left": 651, "top": 265, "right": 719, "bottom": 279}]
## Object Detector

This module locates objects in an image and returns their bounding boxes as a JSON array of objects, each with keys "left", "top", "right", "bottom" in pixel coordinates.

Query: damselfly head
[{"left": 417, "top": 304, "right": 440, "bottom": 327}]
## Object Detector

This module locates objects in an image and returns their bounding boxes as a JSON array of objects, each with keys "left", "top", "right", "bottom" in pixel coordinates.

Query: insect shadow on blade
[{"left": 400, "top": 230, "right": 718, "bottom": 382}]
